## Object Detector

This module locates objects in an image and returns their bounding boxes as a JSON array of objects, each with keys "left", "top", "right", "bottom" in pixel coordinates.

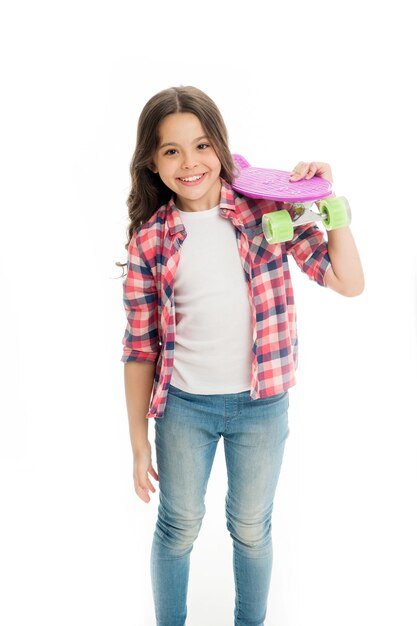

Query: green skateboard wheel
[
  {"left": 318, "top": 196, "right": 352, "bottom": 230},
  {"left": 262, "top": 210, "right": 294, "bottom": 243}
]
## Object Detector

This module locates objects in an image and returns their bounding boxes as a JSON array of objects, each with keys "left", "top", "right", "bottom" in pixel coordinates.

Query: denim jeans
[{"left": 151, "top": 383, "right": 290, "bottom": 626}]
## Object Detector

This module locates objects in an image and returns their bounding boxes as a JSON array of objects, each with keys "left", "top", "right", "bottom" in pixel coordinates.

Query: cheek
[
  {"left": 159, "top": 172, "right": 175, "bottom": 189},
  {"left": 157, "top": 161, "right": 176, "bottom": 180},
  {"left": 209, "top": 154, "right": 222, "bottom": 174}
]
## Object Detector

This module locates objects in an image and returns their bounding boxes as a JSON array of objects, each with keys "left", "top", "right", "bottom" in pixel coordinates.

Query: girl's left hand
[{"left": 289, "top": 161, "right": 333, "bottom": 184}]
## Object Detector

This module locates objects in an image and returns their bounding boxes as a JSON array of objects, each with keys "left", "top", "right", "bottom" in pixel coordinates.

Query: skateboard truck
[{"left": 231, "top": 154, "right": 352, "bottom": 244}]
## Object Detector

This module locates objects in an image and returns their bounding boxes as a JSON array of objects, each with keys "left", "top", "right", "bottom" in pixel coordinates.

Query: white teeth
[{"left": 180, "top": 174, "right": 203, "bottom": 182}]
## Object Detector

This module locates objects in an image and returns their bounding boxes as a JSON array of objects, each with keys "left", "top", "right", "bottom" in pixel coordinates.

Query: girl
[{"left": 119, "top": 85, "right": 364, "bottom": 626}]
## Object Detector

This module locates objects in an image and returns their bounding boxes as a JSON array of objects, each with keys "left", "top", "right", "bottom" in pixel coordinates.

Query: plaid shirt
[{"left": 121, "top": 178, "right": 331, "bottom": 419}]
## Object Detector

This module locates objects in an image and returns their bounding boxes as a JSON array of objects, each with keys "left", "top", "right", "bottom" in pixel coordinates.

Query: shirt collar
[{"left": 166, "top": 178, "right": 236, "bottom": 236}]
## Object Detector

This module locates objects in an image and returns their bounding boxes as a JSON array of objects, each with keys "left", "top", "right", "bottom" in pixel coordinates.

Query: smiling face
[{"left": 151, "top": 112, "right": 222, "bottom": 212}]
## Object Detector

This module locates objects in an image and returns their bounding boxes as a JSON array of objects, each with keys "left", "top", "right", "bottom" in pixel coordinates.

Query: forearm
[
  {"left": 326, "top": 225, "right": 365, "bottom": 296},
  {"left": 124, "top": 361, "right": 156, "bottom": 453}
]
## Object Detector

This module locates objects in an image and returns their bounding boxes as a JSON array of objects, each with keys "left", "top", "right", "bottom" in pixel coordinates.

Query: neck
[{"left": 175, "top": 179, "right": 222, "bottom": 212}]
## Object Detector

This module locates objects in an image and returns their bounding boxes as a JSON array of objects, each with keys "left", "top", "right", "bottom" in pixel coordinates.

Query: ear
[{"left": 148, "top": 163, "right": 158, "bottom": 174}]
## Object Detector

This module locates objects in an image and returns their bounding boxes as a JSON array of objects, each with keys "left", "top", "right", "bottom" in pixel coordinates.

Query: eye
[
  {"left": 164, "top": 149, "right": 178, "bottom": 156},
  {"left": 197, "top": 143, "right": 210, "bottom": 150}
]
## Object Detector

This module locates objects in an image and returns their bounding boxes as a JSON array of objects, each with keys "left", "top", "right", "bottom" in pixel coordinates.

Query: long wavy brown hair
[{"left": 116, "top": 86, "right": 237, "bottom": 276}]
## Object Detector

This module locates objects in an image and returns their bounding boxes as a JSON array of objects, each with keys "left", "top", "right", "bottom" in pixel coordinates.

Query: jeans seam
[{"left": 233, "top": 539, "right": 241, "bottom": 623}]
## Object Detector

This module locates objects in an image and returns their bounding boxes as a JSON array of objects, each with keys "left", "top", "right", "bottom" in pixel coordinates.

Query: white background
[{"left": 1, "top": 1, "right": 416, "bottom": 624}]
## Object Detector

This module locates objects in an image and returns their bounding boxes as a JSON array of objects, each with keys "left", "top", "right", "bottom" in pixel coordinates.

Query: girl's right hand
[{"left": 132, "top": 440, "right": 159, "bottom": 503}]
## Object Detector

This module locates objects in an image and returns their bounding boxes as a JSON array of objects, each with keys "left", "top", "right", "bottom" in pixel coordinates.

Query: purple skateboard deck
[{"left": 232, "top": 154, "right": 332, "bottom": 203}]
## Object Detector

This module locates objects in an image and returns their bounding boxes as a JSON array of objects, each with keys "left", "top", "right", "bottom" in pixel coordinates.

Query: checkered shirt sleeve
[
  {"left": 285, "top": 222, "right": 331, "bottom": 286},
  {"left": 121, "top": 231, "right": 160, "bottom": 363}
]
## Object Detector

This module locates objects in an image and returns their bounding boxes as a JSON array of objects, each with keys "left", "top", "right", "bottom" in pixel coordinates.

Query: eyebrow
[{"left": 158, "top": 135, "right": 209, "bottom": 150}]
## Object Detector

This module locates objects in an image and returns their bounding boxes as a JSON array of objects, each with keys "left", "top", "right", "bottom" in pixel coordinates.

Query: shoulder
[
  {"left": 221, "top": 178, "right": 279, "bottom": 227},
  {"left": 234, "top": 192, "right": 280, "bottom": 229},
  {"left": 130, "top": 204, "right": 169, "bottom": 260}
]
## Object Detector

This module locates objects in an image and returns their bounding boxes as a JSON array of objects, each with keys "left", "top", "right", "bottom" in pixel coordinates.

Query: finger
[
  {"left": 135, "top": 483, "right": 149, "bottom": 500},
  {"left": 309, "top": 162, "right": 333, "bottom": 182},
  {"left": 291, "top": 161, "right": 307, "bottom": 170},
  {"left": 135, "top": 480, "right": 151, "bottom": 502},
  {"left": 305, "top": 163, "right": 318, "bottom": 179},
  {"left": 149, "top": 465, "right": 159, "bottom": 480},
  {"left": 289, "top": 162, "right": 310, "bottom": 181},
  {"left": 146, "top": 477, "right": 156, "bottom": 493},
  {"left": 133, "top": 473, "right": 148, "bottom": 494},
  {"left": 136, "top": 472, "right": 157, "bottom": 494},
  {"left": 290, "top": 161, "right": 307, "bottom": 174},
  {"left": 138, "top": 489, "right": 150, "bottom": 503}
]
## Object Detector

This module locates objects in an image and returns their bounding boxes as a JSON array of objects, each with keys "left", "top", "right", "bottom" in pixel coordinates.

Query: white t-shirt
[{"left": 170, "top": 203, "right": 253, "bottom": 394}]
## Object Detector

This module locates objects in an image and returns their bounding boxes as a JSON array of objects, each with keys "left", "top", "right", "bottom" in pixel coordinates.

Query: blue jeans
[{"left": 151, "top": 383, "right": 290, "bottom": 626}]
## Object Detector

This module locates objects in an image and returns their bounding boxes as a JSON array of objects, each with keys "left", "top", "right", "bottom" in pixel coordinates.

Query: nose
[{"left": 181, "top": 151, "right": 199, "bottom": 169}]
